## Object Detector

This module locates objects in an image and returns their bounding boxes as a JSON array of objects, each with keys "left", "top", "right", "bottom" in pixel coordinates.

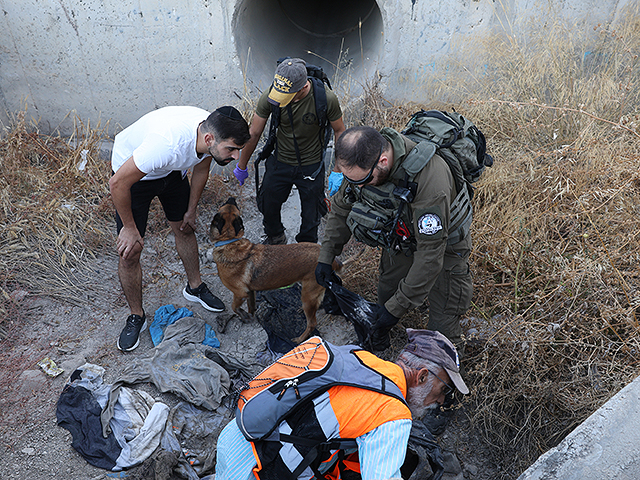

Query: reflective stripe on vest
[{"left": 250, "top": 351, "right": 411, "bottom": 480}]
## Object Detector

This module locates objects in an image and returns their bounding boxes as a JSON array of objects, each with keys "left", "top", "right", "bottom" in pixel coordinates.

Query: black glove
[
  {"left": 315, "top": 262, "right": 333, "bottom": 288},
  {"left": 367, "top": 305, "right": 399, "bottom": 351}
]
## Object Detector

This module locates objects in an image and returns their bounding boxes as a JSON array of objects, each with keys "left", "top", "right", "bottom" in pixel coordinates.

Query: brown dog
[{"left": 209, "top": 197, "right": 340, "bottom": 343}]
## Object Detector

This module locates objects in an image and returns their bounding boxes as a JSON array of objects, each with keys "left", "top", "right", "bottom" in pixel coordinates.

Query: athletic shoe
[
  {"left": 117, "top": 313, "right": 147, "bottom": 352},
  {"left": 183, "top": 282, "right": 225, "bottom": 312},
  {"left": 260, "top": 233, "right": 287, "bottom": 245}
]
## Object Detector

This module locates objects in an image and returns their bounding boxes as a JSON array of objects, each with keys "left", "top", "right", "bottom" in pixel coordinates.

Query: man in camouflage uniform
[{"left": 315, "top": 126, "right": 473, "bottom": 353}]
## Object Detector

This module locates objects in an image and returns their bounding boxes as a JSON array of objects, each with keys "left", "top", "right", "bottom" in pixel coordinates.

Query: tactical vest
[
  {"left": 345, "top": 141, "right": 473, "bottom": 254},
  {"left": 246, "top": 346, "right": 410, "bottom": 480}
]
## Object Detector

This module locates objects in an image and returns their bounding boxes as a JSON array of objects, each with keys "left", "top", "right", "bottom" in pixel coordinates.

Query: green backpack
[{"left": 401, "top": 110, "right": 494, "bottom": 196}]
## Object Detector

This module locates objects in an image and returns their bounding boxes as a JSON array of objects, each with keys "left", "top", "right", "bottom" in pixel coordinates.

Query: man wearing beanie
[
  {"left": 215, "top": 329, "right": 468, "bottom": 480},
  {"left": 234, "top": 58, "right": 345, "bottom": 245},
  {"left": 109, "top": 106, "right": 250, "bottom": 351}
]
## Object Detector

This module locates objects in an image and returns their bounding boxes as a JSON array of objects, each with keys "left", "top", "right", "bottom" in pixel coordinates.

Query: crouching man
[{"left": 215, "top": 329, "right": 468, "bottom": 480}]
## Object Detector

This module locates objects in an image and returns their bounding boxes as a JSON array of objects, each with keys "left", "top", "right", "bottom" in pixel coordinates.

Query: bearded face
[
  {"left": 369, "top": 164, "right": 391, "bottom": 186},
  {"left": 405, "top": 379, "right": 439, "bottom": 419}
]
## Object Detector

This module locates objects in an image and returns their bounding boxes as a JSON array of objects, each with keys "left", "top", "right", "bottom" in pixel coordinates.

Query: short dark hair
[
  {"left": 201, "top": 106, "right": 251, "bottom": 145},
  {"left": 335, "top": 126, "right": 388, "bottom": 169}
]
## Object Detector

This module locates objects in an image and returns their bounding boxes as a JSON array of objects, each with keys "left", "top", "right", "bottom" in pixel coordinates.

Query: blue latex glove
[
  {"left": 233, "top": 165, "right": 249, "bottom": 185},
  {"left": 327, "top": 171, "right": 343, "bottom": 196}
]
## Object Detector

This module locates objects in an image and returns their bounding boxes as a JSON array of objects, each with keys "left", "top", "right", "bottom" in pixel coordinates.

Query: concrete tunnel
[
  {"left": 233, "top": 0, "right": 384, "bottom": 91},
  {"left": 2, "top": 0, "right": 626, "bottom": 135}
]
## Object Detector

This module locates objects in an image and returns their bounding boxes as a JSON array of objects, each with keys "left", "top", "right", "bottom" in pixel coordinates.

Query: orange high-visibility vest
[{"left": 249, "top": 350, "right": 411, "bottom": 480}]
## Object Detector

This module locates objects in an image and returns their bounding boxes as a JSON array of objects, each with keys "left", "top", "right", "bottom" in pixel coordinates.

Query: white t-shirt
[{"left": 111, "top": 106, "right": 210, "bottom": 181}]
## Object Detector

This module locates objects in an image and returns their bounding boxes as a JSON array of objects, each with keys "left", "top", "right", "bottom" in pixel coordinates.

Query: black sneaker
[
  {"left": 183, "top": 282, "right": 225, "bottom": 312},
  {"left": 117, "top": 313, "right": 147, "bottom": 352},
  {"left": 260, "top": 233, "right": 287, "bottom": 245}
]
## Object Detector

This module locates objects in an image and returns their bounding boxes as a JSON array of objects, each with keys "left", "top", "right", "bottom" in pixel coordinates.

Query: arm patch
[{"left": 415, "top": 206, "right": 444, "bottom": 239}]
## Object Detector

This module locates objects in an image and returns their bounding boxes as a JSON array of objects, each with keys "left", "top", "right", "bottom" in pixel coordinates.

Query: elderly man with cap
[
  {"left": 214, "top": 329, "right": 468, "bottom": 480},
  {"left": 109, "top": 106, "right": 250, "bottom": 351},
  {"left": 234, "top": 58, "right": 346, "bottom": 245}
]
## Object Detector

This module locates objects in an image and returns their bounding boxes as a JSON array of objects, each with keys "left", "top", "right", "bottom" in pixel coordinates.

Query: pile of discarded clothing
[{"left": 56, "top": 305, "right": 257, "bottom": 479}]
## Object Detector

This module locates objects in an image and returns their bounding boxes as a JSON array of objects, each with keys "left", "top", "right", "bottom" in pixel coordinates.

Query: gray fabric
[
  {"left": 161, "top": 315, "right": 210, "bottom": 347},
  {"left": 169, "top": 402, "right": 234, "bottom": 477},
  {"left": 99, "top": 316, "right": 255, "bottom": 476},
  {"left": 103, "top": 316, "right": 252, "bottom": 432},
  {"left": 114, "top": 339, "right": 231, "bottom": 411},
  {"left": 69, "top": 363, "right": 169, "bottom": 471}
]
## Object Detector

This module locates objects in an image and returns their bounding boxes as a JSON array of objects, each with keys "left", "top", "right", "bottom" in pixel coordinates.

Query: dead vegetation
[
  {"left": 337, "top": 5, "right": 640, "bottom": 478},
  {"left": 1, "top": 5, "right": 640, "bottom": 478},
  {"left": 0, "top": 112, "right": 114, "bottom": 326}
]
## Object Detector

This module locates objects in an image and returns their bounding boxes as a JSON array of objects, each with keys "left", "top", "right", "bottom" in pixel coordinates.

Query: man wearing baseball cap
[
  {"left": 234, "top": 58, "right": 345, "bottom": 245},
  {"left": 214, "top": 328, "right": 467, "bottom": 480}
]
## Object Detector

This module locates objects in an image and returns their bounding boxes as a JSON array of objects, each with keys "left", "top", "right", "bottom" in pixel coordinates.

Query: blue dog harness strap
[{"left": 214, "top": 238, "right": 242, "bottom": 247}]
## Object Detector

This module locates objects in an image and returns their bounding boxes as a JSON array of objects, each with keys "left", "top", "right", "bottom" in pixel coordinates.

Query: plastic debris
[{"left": 37, "top": 357, "right": 64, "bottom": 377}]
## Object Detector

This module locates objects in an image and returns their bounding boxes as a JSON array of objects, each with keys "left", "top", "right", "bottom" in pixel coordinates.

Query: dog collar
[{"left": 214, "top": 238, "right": 242, "bottom": 247}]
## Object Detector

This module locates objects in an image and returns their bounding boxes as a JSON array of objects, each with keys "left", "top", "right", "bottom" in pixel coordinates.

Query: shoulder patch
[{"left": 418, "top": 213, "right": 443, "bottom": 236}]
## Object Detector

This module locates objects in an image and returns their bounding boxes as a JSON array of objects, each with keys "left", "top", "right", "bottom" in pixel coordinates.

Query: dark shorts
[{"left": 115, "top": 170, "right": 190, "bottom": 237}]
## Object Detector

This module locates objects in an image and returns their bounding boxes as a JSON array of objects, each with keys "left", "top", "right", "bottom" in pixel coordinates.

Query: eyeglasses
[
  {"left": 343, "top": 145, "right": 383, "bottom": 185},
  {"left": 427, "top": 368, "right": 454, "bottom": 396},
  {"left": 344, "top": 161, "right": 377, "bottom": 185}
]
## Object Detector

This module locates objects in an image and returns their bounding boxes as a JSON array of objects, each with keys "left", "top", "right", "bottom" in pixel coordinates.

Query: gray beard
[{"left": 406, "top": 382, "right": 438, "bottom": 419}]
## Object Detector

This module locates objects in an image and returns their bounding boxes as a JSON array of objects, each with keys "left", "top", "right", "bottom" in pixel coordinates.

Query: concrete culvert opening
[{"left": 233, "top": 0, "right": 383, "bottom": 92}]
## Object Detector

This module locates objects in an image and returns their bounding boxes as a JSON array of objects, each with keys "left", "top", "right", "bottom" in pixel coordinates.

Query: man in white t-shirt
[{"left": 109, "top": 106, "right": 250, "bottom": 351}]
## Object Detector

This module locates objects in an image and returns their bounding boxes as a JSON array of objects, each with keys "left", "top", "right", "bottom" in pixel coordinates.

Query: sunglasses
[
  {"left": 427, "top": 368, "right": 454, "bottom": 396},
  {"left": 343, "top": 145, "right": 383, "bottom": 185}
]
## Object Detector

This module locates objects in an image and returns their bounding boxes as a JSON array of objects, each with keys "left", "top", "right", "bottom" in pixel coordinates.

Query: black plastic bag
[
  {"left": 321, "top": 271, "right": 344, "bottom": 315},
  {"left": 255, "top": 284, "right": 320, "bottom": 353},
  {"left": 404, "top": 420, "right": 445, "bottom": 480},
  {"left": 326, "top": 281, "right": 380, "bottom": 347}
]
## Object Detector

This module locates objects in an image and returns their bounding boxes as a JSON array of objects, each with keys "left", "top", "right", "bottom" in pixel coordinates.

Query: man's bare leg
[
  {"left": 118, "top": 244, "right": 144, "bottom": 316},
  {"left": 170, "top": 221, "right": 202, "bottom": 289},
  {"left": 171, "top": 220, "right": 225, "bottom": 312}
]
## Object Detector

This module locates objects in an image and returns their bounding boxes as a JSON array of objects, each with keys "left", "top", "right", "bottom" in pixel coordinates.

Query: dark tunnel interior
[{"left": 233, "top": 0, "right": 383, "bottom": 92}]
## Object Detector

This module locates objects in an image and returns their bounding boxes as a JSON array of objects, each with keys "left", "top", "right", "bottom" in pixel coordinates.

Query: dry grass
[
  {"left": 0, "top": 111, "right": 115, "bottom": 321},
  {"left": 1, "top": 5, "right": 639, "bottom": 477},
  {"left": 336, "top": 5, "right": 640, "bottom": 478}
]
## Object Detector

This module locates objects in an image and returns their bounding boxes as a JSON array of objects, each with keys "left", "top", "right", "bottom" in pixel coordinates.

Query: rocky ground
[{"left": 0, "top": 180, "right": 500, "bottom": 479}]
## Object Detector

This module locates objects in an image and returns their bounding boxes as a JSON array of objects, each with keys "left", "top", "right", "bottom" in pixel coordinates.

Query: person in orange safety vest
[{"left": 215, "top": 329, "right": 469, "bottom": 480}]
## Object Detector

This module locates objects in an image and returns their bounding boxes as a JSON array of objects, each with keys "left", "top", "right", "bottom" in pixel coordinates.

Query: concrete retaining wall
[
  {"left": 0, "top": 0, "right": 631, "bottom": 135},
  {"left": 518, "top": 374, "right": 640, "bottom": 480}
]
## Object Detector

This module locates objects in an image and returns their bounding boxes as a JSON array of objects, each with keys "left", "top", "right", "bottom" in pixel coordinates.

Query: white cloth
[
  {"left": 65, "top": 363, "right": 169, "bottom": 471},
  {"left": 111, "top": 106, "right": 209, "bottom": 181}
]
